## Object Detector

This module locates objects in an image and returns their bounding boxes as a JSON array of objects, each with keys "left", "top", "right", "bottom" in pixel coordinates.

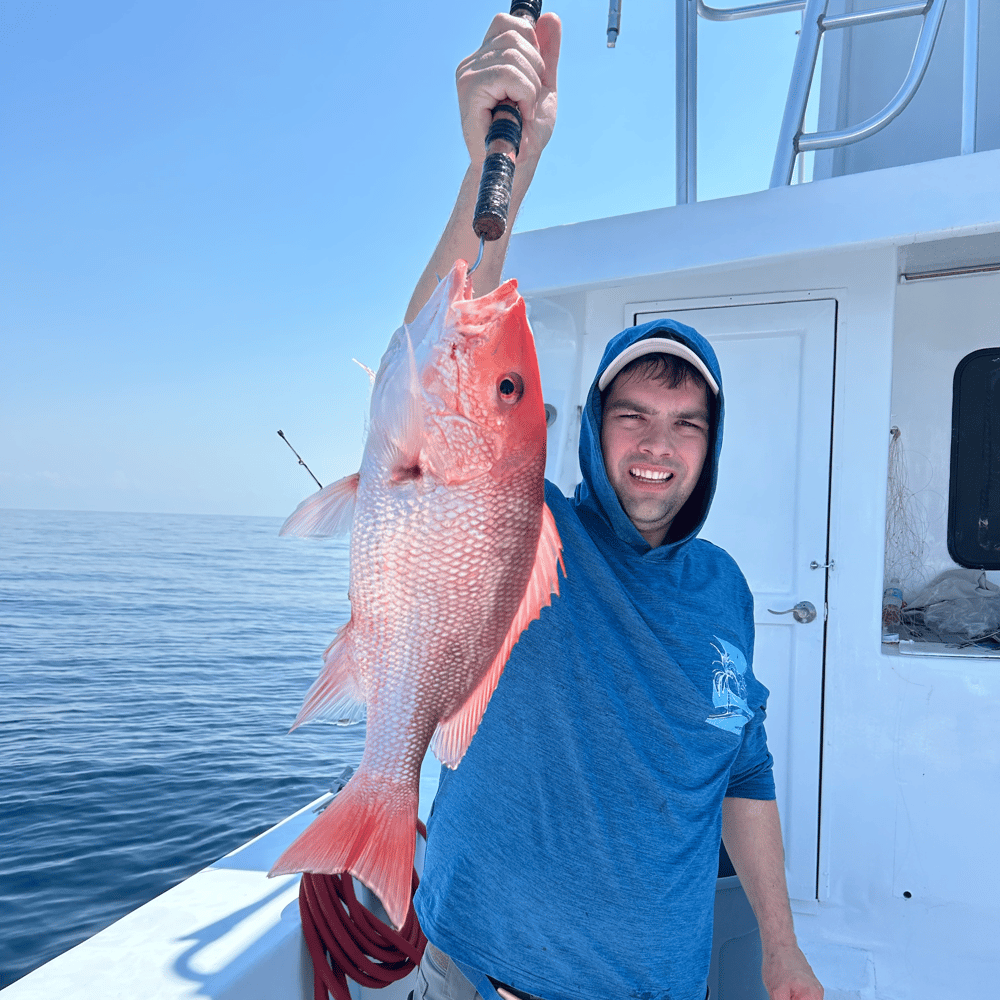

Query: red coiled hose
[{"left": 298, "top": 820, "right": 428, "bottom": 1000}]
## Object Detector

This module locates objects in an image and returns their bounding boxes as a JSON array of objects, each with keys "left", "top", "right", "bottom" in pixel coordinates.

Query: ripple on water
[{"left": 1, "top": 509, "right": 364, "bottom": 988}]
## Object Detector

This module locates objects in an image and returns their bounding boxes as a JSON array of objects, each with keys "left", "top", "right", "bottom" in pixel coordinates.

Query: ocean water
[{"left": 0, "top": 508, "right": 363, "bottom": 988}]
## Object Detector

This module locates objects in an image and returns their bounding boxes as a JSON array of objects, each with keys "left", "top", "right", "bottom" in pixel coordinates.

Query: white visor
[{"left": 597, "top": 337, "right": 720, "bottom": 396}]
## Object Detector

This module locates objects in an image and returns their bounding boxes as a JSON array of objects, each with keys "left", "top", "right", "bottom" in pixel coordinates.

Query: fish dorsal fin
[
  {"left": 431, "top": 501, "right": 564, "bottom": 768},
  {"left": 368, "top": 326, "right": 425, "bottom": 475},
  {"left": 280, "top": 473, "right": 360, "bottom": 537},
  {"left": 289, "top": 624, "right": 367, "bottom": 730},
  {"left": 352, "top": 357, "right": 377, "bottom": 386}
]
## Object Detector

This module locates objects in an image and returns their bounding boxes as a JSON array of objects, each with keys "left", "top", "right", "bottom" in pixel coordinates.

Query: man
[{"left": 405, "top": 12, "right": 823, "bottom": 1000}]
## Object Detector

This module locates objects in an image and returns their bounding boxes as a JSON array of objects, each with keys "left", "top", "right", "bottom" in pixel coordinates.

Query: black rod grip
[{"left": 472, "top": 1, "right": 542, "bottom": 243}]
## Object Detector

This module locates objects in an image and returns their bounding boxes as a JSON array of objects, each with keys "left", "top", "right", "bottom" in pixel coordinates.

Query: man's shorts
[
  {"left": 414, "top": 944, "right": 489, "bottom": 1000},
  {"left": 413, "top": 943, "right": 710, "bottom": 1000}
]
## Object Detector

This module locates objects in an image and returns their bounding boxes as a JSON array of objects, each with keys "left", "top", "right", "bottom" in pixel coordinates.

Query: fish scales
[
  {"left": 269, "top": 260, "right": 563, "bottom": 929},
  {"left": 349, "top": 467, "right": 543, "bottom": 774}
]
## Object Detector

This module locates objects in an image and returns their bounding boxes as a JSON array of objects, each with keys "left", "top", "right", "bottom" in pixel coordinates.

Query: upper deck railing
[{"left": 672, "top": 0, "right": 979, "bottom": 203}]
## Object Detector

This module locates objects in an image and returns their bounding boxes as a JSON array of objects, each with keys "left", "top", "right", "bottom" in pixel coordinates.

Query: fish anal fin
[
  {"left": 269, "top": 772, "right": 418, "bottom": 931},
  {"left": 431, "top": 502, "right": 564, "bottom": 768},
  {"left": 290, "top": 624, "right": 366, "bottom": 731},
  {"left": 280, "top": 473, "right": 360, "bottom": 538}
]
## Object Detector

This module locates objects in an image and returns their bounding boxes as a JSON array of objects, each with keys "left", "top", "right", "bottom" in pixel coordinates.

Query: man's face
[{"left": 600, "top": 369, "right": 711, "bottom": 547}]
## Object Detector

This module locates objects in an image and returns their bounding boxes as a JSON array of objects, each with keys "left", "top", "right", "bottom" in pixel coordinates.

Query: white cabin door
[{"left": 632, "top": 298, "right": 835, "bottom": 900}]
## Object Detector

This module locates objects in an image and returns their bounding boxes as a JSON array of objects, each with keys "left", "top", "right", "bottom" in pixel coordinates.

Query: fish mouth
[{"left": 628, "top": 466, "right": 674, "bottom": 483}]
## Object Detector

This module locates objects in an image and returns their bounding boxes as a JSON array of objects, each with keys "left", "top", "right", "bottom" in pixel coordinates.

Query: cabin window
[{"left": 949, "top": 349, "right": 1000, "bottom": 570}]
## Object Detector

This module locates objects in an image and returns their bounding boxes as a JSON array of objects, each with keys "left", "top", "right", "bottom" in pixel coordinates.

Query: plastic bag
[{"left": 905, "top": 569, "right": 1000, "bottom": 641}]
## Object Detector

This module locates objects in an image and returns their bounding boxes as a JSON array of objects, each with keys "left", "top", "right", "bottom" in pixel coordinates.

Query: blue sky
[{"left": 2, "top": 0, "right": 805, "bottom": 517}]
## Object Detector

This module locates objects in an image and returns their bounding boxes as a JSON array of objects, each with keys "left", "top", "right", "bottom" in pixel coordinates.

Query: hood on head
[{"left": 576, "top": 318, "right": 725, "bottom": 555}]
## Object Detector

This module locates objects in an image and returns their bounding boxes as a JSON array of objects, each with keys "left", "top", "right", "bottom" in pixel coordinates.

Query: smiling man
[
  {"left": 403, "top": 10, "right": 822, "bottom": 1000},
  {"left": 598, "top": 343, "right": 715, "bottom": 548}
]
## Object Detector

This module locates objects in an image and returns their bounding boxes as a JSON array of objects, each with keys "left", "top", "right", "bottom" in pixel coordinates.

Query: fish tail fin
[{"left": 268, "top": 772, "right": 418, "bottom": 930}]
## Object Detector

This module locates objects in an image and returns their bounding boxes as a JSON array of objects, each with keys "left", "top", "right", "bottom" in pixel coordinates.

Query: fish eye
[{"left": 497, "top": 373, "right": 524, "bottom": 403}]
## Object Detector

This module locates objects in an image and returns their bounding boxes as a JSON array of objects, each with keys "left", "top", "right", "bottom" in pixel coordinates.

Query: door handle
[{"left": 767, "top": 601, "right": 817, "bottom": 624}]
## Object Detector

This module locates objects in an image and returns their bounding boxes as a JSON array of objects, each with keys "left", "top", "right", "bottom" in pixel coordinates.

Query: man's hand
[
  {"left": 404, "top": 11, "right": 560, "bottom": 321},
  {"left": 456, "top": 12, "right": 560, "bottom": 169},
  {"left": 762, "top": 941, "right": 824, "bottom": 1000}
]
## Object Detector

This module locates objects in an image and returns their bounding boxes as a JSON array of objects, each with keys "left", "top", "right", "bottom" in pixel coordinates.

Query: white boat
[{"left": 9, "top": 2, "right": 998, "bottom": 997}]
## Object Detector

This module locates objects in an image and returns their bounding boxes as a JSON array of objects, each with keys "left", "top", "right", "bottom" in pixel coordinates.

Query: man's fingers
[
  {"left": 456, "top": 10, "right": 559, "bottom": 162},
  {"left": 469, "top": 14, "right": 547, "bottom": 116},
  {"left": 535, "top": 12, "right": 561, "bottom": 93},
  {"left": 458, "top": 59, "right": 541, "bottom": 141},
  {"left": 463, "top": 40, "right": 544, "bottom": 101},
  {"left": 464, "top": 24, "right": 545, "bottom": 78},
  {"left": 463, "top": 32, "right": 544, "bottom": 94},
  {"left": 457, "top": 44, "right": 543, "bottom": 147},
  {"left": 480, "top": 10, "right": 542, "bottom": 51},
  {"left": 476, "top": 16, "right": 546, "bottom": 81}
]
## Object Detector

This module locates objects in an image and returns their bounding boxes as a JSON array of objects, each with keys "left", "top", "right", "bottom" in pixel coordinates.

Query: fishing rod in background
[{"left": 277, "top": 429, "right": 323, "bottom": 490}]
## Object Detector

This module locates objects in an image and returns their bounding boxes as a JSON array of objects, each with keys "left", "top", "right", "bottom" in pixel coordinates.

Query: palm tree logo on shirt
[{"left": 706, "top": 636, "right": 754, "bottom": 735}]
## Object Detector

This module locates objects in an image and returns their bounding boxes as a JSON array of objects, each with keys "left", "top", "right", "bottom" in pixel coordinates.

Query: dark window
[{"left": 949, "top": 348, "right": 1000, "bottom": 569}]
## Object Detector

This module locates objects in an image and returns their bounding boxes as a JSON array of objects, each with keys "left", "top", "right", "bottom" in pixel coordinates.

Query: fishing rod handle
[{"left": 472, "top": 0, "right": 543, "bottom": 243}]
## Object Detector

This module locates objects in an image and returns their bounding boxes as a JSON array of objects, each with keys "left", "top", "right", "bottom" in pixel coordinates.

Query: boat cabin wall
[{"left": 518, "top": 237, "right": 999, "bottom": 998}]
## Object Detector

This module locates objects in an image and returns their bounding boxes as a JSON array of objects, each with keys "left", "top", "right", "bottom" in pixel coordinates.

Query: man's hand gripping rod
[{"left": 468, "top": 0, "right": 542, "bottom": 277}]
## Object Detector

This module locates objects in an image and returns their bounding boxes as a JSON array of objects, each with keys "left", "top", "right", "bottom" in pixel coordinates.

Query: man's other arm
[
  {"left": 722, "top": 797, "right": 824, "bottom": 1000},
  {"left": 404, "top": 12, "right": 560, "bottom": 322}
]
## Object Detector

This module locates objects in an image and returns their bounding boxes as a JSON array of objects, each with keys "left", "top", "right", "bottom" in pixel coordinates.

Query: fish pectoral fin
[
  {"left": 431, "top": 502, "right": 564, "bottom": 768},
  {"left": 532, "top": 499, "right": 566, "bottom": 601},
  {"left": 290, "top": 624, "right": 367, "bottom": 731},
  {"left": 280, "top": 473, "right": 360, "bottom": 537}
]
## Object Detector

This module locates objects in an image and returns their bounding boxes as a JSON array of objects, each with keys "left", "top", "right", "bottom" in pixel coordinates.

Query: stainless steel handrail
[
  {"left": 697, "top": 0, "right": 805, "bottom": 21},
  {"left": 962, "top": 0, "right": 980, "bottom": 154},
  {"left": 821, "top": 1, "right": 932, "bottom": 31},
  {"left": 678, "top": 1, "right": 810, "bottom": 203},
  {"left": 797, "top": 3, "right": 946, "bottom": 150},
  {"left": 676, "top": 0, "right": 970, "bottom": 203},
  {"left": 769, "top": 0, "right": 947, "bottom": 186},
  {"left": 676, "top": 0, "right": 699, "bottom": 204}
]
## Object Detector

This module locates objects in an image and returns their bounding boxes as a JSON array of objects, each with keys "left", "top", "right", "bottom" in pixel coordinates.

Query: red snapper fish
[{"left": 269, "top": 259, "right": 563, "bottom": 928}]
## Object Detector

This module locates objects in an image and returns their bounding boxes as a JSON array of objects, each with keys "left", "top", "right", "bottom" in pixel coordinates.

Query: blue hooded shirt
[{"left": 413, "top": 319, "right": 775, "bottom": 1000}]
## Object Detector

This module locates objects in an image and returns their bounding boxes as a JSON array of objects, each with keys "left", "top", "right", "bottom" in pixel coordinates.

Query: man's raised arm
[{"left": 404, "top": 11, "right": 560, "bottom": 323}]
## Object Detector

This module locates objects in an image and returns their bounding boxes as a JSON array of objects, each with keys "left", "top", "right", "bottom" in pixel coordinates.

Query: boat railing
[
  {"left": 769, "top": 0, "right": 947, "bottom": 187},
  {"left": 697, "top": 0, "right": 807, "bottom": 20},
  {"left": 673, "top": 0, "right": 978, "bottom": 203}
]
